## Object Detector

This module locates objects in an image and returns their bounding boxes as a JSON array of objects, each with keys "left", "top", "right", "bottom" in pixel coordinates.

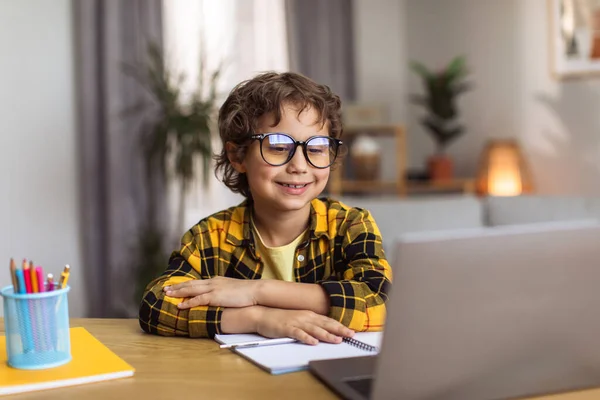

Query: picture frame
[
  {"left": 548, "top": 0, "right": 600, "bottom": 79},
  {"left": 342, "top": 103, "right": 388, "bottom": 128}
]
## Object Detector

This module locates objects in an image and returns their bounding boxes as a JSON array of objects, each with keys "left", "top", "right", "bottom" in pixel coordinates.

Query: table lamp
[{"left": 476, "top": 139, "right": 533, "bottom": 196}]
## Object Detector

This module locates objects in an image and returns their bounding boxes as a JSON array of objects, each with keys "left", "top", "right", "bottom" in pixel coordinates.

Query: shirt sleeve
[
  {"left": 319, "top": 208, "right": 393, "bottom": 332},
  {"left": 138, "top": 223, "right": 223, "bottom": 338}
]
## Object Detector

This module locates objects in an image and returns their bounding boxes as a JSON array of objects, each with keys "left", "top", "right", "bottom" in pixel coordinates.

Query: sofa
[{"left": 338, "top": 195, "right": 600, "bottom": 265}]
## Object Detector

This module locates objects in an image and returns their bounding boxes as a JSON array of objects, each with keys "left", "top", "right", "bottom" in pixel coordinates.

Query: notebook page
[
  {"left": 215, "top": 331, "right": 383, "bottom": 347},
  {"left": 234, "top": 332, "right": 383, "bottom": 374},
  {"left": 214, "top": 333, "right": 266, "bottom": 345},
  {"left": 352, "top": 331, "right": 383, "bottom": 348}
]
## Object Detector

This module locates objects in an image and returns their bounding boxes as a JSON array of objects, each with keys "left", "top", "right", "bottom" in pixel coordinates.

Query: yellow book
[{"left": 0, "top": 327, "right": 135, "bottom": 395}]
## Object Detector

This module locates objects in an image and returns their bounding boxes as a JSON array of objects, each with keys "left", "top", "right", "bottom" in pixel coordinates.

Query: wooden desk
[
  {"left": 1, "top": 318, "right": 599, "bottom": 399},
  {"left": 0, "top": 319, "right": 335, "bottom": 400}
]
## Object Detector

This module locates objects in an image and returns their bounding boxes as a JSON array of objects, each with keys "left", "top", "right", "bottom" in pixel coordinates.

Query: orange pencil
[
  {"left": 30, "top": 263, "right": 38, "bottom": 293},
  {"left": 29, "top": 261, "right": 38, "bottom": 292},
  {"left": 9, "top": 258, "right": 18, "bottom": 291}
]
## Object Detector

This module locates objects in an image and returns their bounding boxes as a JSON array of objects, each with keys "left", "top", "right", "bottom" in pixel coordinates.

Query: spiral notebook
[{"left": 215, "top": 332, "right": 382, "bottom": 375}]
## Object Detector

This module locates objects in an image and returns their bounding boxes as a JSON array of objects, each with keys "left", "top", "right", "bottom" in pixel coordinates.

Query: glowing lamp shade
[{"left": 476, "top": 139, "right": 533, "bottom": 196}]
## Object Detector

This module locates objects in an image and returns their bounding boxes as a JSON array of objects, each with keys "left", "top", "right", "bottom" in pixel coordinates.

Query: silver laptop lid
[{"left": 372, "top": 221, "right": 600, "bottom": 400}]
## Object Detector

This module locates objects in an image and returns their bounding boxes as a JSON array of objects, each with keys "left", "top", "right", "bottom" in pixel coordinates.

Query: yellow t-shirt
[{"left": 252, "top": 221, "right": 306, "bottom": 282}]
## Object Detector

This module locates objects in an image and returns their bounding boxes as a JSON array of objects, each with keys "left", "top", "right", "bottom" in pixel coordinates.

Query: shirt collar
[
  {"left": 308, "top": 198, "right": 331, "bottom": 241},
  {"left": 225, "top": 198, "right": 331, "bottom": 247}
]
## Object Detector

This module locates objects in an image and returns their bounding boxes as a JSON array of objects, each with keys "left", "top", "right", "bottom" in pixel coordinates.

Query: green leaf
[
  {"left": 409, "top": 60, "right": 433, "bottom": 80},
  {"left": 445, "top": 56, "right": 467, "bottom": 81},
  {"left": 420, "top": 116, "right": 465, "bottom": 152}
]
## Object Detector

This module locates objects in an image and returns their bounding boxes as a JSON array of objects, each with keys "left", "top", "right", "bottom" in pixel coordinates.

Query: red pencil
[
  {"left": 35, "top": 267, "right": 45, "bottom": 292},
  {"left": 23, "top": 261, "right": 32, "bottom": 293}
]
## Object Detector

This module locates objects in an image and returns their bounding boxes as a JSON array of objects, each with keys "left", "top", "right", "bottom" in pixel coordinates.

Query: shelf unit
[
  {"left": 405, "top": 178, "right": 476, "bottom": 196},
  {"left": 328, "top": 125, "right": 406, "bottom": 196}
]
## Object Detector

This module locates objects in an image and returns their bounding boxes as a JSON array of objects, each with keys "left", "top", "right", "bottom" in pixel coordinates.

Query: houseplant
[
  {"left": 123, "top": 42, "right": 221, "bottom": 303},
  {"left": 409, "top": 56, "right": 472, "bottom": 180}
]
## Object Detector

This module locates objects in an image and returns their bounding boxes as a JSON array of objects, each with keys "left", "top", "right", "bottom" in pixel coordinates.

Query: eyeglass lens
[{"left": 261, "top": 134, "right": 337, "bottom": 168}]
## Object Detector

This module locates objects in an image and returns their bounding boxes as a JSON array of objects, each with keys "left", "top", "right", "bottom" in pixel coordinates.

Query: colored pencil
[
  {"left": 23, "top": 262, "right": 32, "bottom": 293},
  {"left": 59, "top": 265, "right": 70, "bottom": 289},
  {"left": 35, "top": 267, "right": 45, "bottom": 293},
  {"left": 46, "top": 273, "right": 55, "bottom": 291},
  {"left": 15, "top": 269, "right": 26, "bottom": 294},
  {"left": 30, "top": 264, "right": 38, "bottom": 293},
  {"left": 14, "top": 269, "right": 34, "bottom": 352},
  {"left": 9, "top": 258, "right": 18, "bottom": 293}
]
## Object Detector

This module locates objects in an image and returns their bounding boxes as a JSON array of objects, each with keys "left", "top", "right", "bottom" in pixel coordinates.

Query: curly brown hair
[{"left": 214, "top": 71, "right": 343, "bottom": 199}]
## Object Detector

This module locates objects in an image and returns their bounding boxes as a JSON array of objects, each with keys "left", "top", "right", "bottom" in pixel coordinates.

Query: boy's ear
[{"left": 226, "top": 141, "right": 247, "bottom": 173}]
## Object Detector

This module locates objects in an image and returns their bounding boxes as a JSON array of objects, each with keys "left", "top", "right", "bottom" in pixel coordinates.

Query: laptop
[{"left": 309, "top": 220, "right": 600, "bottom": 400}]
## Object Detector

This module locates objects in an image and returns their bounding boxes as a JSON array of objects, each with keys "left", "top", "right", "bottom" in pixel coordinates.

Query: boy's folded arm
[
  {"left": 138, "top": 252, "right": 224, "bottom": 338},
  {"left": 254, "top": 280, "right": 331, "bottom": 315},
  {"left": 320, "top": 275, "right": 390, "bottom": 332},
  {"left": 319, "top": 209, "right": 393, "bottom": 332}
]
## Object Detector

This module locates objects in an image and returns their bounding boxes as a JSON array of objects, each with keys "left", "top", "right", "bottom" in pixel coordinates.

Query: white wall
[
  {"left": 405, "top": 0, "right": 600, "bottom": 195},
  {"left": 353, "top": 0, "right": 408, "bottom": 124},
  {"left": 0, "top": 1, "right": 85, "bottom": 316},
  {"left": 352, "top": 0, "right": 409, "bottom": 180}
]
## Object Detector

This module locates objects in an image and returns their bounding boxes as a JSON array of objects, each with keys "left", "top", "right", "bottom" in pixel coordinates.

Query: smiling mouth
[{"left": 278, "top": 183, "right": 309, "bottom": 188}]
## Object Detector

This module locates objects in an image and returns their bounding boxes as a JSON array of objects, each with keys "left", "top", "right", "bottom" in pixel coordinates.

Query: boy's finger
[
  {"left": 321, "top": 318, "right": 354, "bottom": 338},
  {"left": 177, "top": 294, "right": 210, "bottom": 309},
  {"left": 288, "top": 327, "right": 318, "bottom": 345},
  {"left": 165, "top": 285, "right": 210, "bottom": 297},
  {"left": 303, "top": 324, "right": 342, "bottom": 344},
  {"left": 164, "top": 280, "right": 206, "bottom": 291}
]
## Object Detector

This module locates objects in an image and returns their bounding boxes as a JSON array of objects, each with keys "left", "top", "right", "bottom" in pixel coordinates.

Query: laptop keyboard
[{"left": 345, "top": 377, "right": 373, "bottom": 398}]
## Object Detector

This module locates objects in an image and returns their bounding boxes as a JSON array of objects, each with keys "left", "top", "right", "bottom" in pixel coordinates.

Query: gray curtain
[
  {"left": 73, "top": 0, "right": 166, "bottom": 317},
  {"left": 285, "top": 0, "right": 356, "bottom": 101}
]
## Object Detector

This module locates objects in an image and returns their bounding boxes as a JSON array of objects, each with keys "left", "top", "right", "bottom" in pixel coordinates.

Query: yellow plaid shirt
[{"left": 139, "top": 197, "right": 393, "bottom": 338}]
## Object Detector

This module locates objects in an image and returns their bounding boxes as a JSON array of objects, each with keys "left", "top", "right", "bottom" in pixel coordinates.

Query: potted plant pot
[{"left": 428, "top": 154, "right": 453, "bottom": 181}]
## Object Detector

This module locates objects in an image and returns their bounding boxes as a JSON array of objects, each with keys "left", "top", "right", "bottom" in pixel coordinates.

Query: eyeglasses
[{"left": 250, "top": 133, "right": 343, "bottom": 169}]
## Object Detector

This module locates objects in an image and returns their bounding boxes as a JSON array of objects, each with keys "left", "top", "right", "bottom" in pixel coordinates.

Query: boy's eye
[
  {"left": 268, "top": 145, "right": 291, "bottom": 153},
  {"left": 307, "top": 146, "right": 327, "bottom": 155},
  {"left": 265, "top": 134, "right": 294, "bottom": 153}
]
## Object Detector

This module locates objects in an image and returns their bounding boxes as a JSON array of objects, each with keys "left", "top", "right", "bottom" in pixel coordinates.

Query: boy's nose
[{"left": 286, "top": 147, "right": 308, "bottom": 174}]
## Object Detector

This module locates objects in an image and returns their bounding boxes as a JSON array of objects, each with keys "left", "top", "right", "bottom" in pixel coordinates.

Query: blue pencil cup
[{"left": 1, "top": 285, "right": 71, "bottom": 370}]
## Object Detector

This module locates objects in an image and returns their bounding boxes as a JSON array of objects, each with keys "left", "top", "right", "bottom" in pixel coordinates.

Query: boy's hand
[
  {"left": 254, "top": 307, "right": 354, "bottom": 345},
  {"left": 164, "top": 277, "right": 259, "bottom": 308}
]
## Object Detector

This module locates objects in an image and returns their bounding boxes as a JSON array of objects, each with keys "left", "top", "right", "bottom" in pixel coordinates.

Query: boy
[{"left": 139, "top": 72, "right": 392, "bottom": 345}]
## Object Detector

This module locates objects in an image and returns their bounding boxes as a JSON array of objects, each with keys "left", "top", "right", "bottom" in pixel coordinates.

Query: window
[{"left": 162, "top": 0, "right": 289, "bottom": 223}]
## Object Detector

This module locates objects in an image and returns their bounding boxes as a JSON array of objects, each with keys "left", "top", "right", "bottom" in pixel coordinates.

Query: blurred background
[{"left": 2, "top": 0, "right": 600, "bottom": 319}]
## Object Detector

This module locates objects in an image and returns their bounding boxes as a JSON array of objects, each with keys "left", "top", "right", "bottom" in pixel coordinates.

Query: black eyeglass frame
[{"left": 250, "top": 133, "right": 343, "bottom": 169}]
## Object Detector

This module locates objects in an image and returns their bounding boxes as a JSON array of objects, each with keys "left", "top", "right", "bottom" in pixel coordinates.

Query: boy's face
[{"left": 233, "top": 103, "right": 331, "bottom": 215}]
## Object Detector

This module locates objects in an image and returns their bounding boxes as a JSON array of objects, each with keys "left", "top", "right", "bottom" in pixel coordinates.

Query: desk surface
[
  {"left": 1, "top": 318, "right": 335, "bottom": 400},
  {"left": 1, "top": 318, "right": 600, "bottom": 400}
]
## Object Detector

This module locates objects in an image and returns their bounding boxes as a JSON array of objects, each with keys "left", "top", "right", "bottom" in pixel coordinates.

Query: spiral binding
[{"left": 342, "top": 337, "right": 378, "bottom": 352}]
